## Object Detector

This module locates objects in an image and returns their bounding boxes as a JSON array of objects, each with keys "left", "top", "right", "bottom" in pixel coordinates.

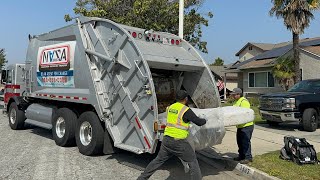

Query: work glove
[{"left": 198, "top": 114, "right": 208, "bottom": 125}]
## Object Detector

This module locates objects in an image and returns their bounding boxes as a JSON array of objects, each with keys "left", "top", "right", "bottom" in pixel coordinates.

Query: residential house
[
  {"left": 235, "top": 42, "right": 276, "bottom": 62},
  {"left": 229, "top": 37, "right": 320, "bottom": 96},
  {"left": 209, "top": 65, "right": 238, "bottom": 92}
]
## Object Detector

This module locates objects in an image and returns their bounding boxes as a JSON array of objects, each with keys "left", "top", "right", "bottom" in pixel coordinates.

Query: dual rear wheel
[
  {"left": 52, "top": 110, "right": 105, "bottom": 155},
  {"left": 8, "top": 103, "right": 110, "bottom": 156}
]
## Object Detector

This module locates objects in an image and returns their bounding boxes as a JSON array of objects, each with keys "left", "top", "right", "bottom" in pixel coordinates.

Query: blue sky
[{"left": 1, "top": 0, "right": 320, "bottom": 65}]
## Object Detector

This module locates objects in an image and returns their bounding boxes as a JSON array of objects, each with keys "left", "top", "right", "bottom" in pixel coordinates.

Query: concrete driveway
[{"left": 211, "top": 122, "right": 320, "bottom": 158}]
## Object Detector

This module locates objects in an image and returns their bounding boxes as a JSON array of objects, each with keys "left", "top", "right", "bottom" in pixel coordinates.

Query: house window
[
  {"left": 248, "top": 72, "right": 275, "bottom": 87},
  {"left": 243, "top": 56, "right": 246, "bottom": 61},
  {"left": 249, "top": 46, "right": 253, "bottom": 51}
]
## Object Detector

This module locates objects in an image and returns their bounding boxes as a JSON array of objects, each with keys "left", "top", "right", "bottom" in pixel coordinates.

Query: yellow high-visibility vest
[
  {"left": 233, "top": 97, "right": 254, "bottom": 128},
  {"left": 164, "top": 102, "right": 190, "bottom": 139}
]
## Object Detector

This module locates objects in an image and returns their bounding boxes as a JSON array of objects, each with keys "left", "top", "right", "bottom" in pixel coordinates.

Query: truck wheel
[
  {"left": 8, "top": 102, "right": 25, "bottom": 130},
  {"left": 76, "top": 111, "right": 104, "bottom": 156},
  {"left": 267, "top": 120, "right": 279, "bottom": 126},
  {"left": 52, "top": 108, "right": 77, "bottom": 147},
  {"left": 302, "top": 108, "right": 318, "bottom": 132}
]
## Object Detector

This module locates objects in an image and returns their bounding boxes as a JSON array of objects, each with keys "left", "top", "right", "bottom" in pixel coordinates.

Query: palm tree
[
  {"left": 272, "top": 56, "right": 295, "bottom": 90},
  {"left": 270, "top": 0, "right": 320, "bottom": 83}
]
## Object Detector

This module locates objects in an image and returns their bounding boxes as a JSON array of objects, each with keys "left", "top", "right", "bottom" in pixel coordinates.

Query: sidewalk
[{"left": 211, "top": 125, "right": 320, "bottom": 158}]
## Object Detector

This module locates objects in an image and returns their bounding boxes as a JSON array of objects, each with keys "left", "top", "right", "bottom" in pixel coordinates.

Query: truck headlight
[
  {"left": 283, "top": 98, "right": 296, "bottom": 109},
  {"left": 284, "top": 98, "right": 295, "bottom": 104}
]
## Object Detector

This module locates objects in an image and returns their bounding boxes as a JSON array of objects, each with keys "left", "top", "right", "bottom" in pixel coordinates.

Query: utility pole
[{"left": 179, "top": 0, "right": 184, "bottom": 39}]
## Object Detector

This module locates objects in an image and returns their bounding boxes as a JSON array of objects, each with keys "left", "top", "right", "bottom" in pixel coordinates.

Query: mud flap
[{"left": 103, "top": 130, "right": 118, "bottom": 154}]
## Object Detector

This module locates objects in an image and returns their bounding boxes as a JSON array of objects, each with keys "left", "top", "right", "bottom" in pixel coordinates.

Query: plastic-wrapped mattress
[{"left": 159, "top": 106, "right": 254, "bottom": 151}]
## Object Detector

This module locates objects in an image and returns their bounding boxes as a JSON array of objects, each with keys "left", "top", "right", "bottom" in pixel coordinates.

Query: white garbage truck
[{"left": 3, "top": 17, "right": 221, "bottom": 156}]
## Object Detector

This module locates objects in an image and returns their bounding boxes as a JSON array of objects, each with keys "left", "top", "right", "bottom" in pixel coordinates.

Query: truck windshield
[{"left": 288, "top": 80, "right": 320, "bottom": 92}]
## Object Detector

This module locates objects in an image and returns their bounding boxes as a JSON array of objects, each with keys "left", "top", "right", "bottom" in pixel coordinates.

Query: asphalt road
[{"left": 0, "top": 111, "right": 248, "bottom": 180}]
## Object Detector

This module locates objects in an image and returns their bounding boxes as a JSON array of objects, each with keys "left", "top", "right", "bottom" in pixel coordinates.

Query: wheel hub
[
  {"left": 311, "top": 115, "right": 317, "bottom": 126},
  {"left": 9, "top": 108, "right": 16, "bottom": 125},
  {"left": 56, "top": 117, "right": 66, "bottom": 138},
  {"left": 80, "top": 121, "right": 92, "bottom": 146}
]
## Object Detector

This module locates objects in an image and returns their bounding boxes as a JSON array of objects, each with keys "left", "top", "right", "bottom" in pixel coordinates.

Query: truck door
[{"left": 4, "top": 65, "right": 25, "bottom": 105}]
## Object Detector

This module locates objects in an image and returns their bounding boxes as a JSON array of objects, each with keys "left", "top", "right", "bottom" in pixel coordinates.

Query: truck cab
[{"left": 1, "top": 64, "right": 25, "bottom": 110}]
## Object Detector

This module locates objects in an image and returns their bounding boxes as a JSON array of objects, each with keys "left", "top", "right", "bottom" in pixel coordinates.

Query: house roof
[
  {"left": 239, "top": 58, "right": 275, "bottom": 69},
  {"left": 209, "top": 65, "right": 238, "bottom": 79},
  {"left": 301, "top": 45, "right": 320, "bottom": 56},
  {"left": 235, "top": 42, "right": 275, "bottom": 56},
  {"left": 209, "top": 66, "right": 225, "bottom": 77},
  {"left": 234, "top": 37, "right": 320, "bottom": 57},
  {"left": 251, "top": 43, "right": 275, "bottom": 51},
  {"left": 234, "top": 37, "right": 320, "bottom": 69}
]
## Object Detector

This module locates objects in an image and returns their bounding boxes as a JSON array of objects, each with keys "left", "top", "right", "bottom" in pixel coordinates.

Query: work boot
[{"left": 240, "top": 159, "right": 253, "bottom": 164}]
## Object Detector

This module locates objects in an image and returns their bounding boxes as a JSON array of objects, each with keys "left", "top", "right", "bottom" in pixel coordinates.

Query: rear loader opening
[{"left": 150, "top": 68, "right": 203, "bottom": 113}]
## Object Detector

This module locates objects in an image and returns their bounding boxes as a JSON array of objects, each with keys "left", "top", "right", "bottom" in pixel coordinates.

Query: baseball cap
[
  {"left": 230, "top": 88, "right": 242, "bottom": 94},
  {"left": 176, "top": 90, "right": 188, "bottom": 100}
]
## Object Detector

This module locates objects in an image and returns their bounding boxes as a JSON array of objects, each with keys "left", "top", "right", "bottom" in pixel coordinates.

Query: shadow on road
[
  {"left": 29, "top": 126, "right": 53, "bottom": 140},
  {"left": 107, "top": 147, "right": 238, "bottom": 179},
  {"left": 199, "top": 148, "right": 239, "bottom": 170},
  {"left": 256, "top": 122, "right": 302, "bottom": 132}
]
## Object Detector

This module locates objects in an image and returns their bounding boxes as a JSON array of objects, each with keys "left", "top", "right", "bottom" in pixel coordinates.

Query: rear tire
[
  {"left": 52, "top": 108, "right": 77, "bottom": 147},
  {"left": 8, "top": 102, "right": 25, "bottom": 130},
  {"left": 302, "top": 108, "right": 318, "bottom": 132},
  {"left": 76, "top": 111, "right": 104, "bottom": 156},
  {"left": 267, "top": 120, "right": 279, "bottom": 126}
]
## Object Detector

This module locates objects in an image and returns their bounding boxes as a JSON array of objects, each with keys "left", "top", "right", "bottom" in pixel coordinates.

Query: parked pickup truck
[{"left": 259, "top": 79, "right": 320, "bottom": 132}]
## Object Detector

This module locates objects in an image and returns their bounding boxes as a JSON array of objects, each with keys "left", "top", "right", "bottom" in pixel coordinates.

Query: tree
[
  {"left": 65, "top": 0, "right": 213, "bottom": 53},
  {"left": 210, "top": 57, "right": 224, "bottom": 66},
  {"left": 0, "top": 49, "right": 7, "bottom": 70},
  {"left": 272, "top": 56, "right": 295, "bottom": 91},
  {"left": 270, "top": 0, "right": 320, "bottom": 83}
]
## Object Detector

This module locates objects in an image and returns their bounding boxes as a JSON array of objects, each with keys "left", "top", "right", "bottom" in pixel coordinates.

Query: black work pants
[
  {"left": 137, "top": 136, "right": 202, "bottom": 180},
  {"left": 236, "top": 125, "right": 254, "bottom": 160}
]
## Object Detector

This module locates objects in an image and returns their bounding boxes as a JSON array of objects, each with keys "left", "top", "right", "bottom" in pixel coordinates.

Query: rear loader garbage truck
[{"left": 3, "top": 17, "right": 222, "bottom": 156}]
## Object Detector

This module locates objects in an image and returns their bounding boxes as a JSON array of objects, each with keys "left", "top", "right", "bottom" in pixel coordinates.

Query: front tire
[
  {"left": 52, "top": 108, "right": 77, "bottom": 147},
  {"left": 76, "top": 111, "right": 104, "bottom": 156},
  {"left": 8, "top": 102, "right": 25, "bottom": 130},
  {"left": 302, "top": 108, "right": 318, "bottom": 132}
]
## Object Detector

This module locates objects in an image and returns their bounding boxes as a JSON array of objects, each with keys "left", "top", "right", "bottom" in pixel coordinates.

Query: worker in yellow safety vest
[
  {"left": 230, "top": 88, "right": 254, "bottom": 164},
  {"left": 137, "top": 90, "right": 207, "bottom": 180}
]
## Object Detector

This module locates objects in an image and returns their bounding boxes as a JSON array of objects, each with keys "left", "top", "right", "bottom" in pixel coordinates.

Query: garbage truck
[{"left": 3, "top": 17, "right": 222, "bottom": 156}]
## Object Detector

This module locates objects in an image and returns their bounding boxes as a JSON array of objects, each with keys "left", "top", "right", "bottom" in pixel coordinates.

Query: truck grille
[{"left": 260, "top": 97, "right": 283, "bottom": 111}]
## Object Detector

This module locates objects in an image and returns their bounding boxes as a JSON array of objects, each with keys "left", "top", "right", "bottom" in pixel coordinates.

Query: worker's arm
[{"left": 182, "top": 109, "right": 206, "bottom": 126}]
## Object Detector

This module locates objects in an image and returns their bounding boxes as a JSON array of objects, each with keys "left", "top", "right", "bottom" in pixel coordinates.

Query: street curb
[{"left": 197, "top": 150, "right": 281, "bottom": 180}]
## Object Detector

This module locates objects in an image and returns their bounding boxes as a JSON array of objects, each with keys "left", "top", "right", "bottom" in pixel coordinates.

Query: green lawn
[{"left": 250, "top": 151, "right": 320, "bottom": 180}]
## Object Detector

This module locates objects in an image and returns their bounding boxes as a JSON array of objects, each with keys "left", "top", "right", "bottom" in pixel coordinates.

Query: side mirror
[{"left": 1, "top": 70, "right": 7, "bottom": 84}]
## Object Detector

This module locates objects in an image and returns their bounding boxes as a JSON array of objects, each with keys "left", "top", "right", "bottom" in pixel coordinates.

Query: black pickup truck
[{"left": 259, "top": 79, "right": 320, "bottom": 132}]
